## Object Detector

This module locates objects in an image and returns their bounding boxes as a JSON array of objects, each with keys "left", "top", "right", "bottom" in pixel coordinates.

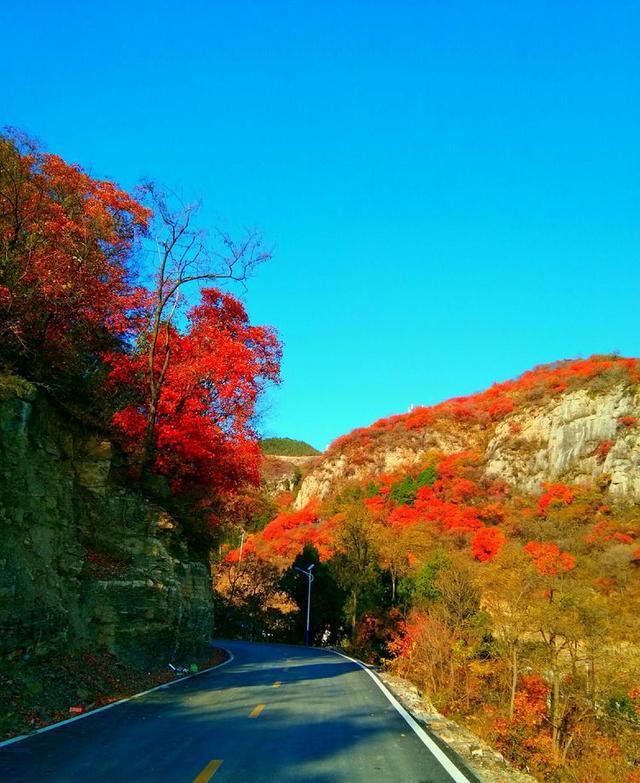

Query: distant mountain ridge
[{"left": 260, "top": 437, "right": 321, "bottom": 457}]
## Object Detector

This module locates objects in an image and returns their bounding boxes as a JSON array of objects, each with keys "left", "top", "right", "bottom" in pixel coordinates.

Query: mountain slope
[{"left": 296, "top": 356, "right": 640, "bottom": 507}]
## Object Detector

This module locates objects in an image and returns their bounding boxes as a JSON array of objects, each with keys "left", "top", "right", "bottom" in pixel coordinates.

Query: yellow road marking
[
  {"left": 249, "top": 703, "right": 265, "bottom": 718},
  {"left": 193, "top": 759, "right": 223, "bottom": 782},
  {"left": 273, "top": 681, "right": 281, "bottom": 688}
]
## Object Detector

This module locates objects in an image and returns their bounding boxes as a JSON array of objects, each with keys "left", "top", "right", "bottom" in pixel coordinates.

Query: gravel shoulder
[{"left": 375, "top": 669, "right": 539, "bottom": 783}]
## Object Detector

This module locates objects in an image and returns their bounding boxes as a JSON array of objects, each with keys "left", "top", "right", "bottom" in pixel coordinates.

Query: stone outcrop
[
  {"left": 262, "top": 454, "right": 318, "bottom": 496},
  {"left": 0, "top": 383, "right": 214, "bottom": 668},
  {"left": 296, "top": 384, "right": 640, "bottom": 507},
  {"left": 485, "top": 386, "right": 640, "bottom": 499}
]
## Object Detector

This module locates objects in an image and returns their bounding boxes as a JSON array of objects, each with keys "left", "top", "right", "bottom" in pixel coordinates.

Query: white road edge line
[
  {"left": 0, "top": 648, "right": 234, "bottom": 750},
  {"left": 330, "top": 649, "right": 473, "bottom": 783}
]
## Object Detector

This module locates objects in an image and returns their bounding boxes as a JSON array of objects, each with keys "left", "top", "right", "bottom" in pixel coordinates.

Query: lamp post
[{"left": 294, "top": 563, "right": 314, "bottom": 646}]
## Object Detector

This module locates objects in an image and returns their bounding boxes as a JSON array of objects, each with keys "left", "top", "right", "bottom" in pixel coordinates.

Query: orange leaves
[
  {"left": 618, "top": 415, "right": 637, "bottom": 428},
  {"left": 388, "top": 505, "right": 421, "bottom": 527},
  {"left": 364, "top": 495, "right": 387, "bottom": 515},
  {"left": 471, "top": 526, "right": 506, "bottom": 561},
  {"left": 404, "top": 407, "right": 436, "bottom": 430},
  {"left": 490, "top": 675, "right": 559, "bottom": 778},
  {"left": 448, "top": 477, "right": 478, "bottom": 503},
  {"left": 524, "top": 541, "right": 576, "bottom": 576},
  {"left": 513, "top": 674, "right": 549, "bottom": 727},
  {"left": 538, "top": 482, "right": 575, "bottom": 515},
  {"left": 586, "top": 520, "right": 635, "bottom": 546},
  {"left": 275, "top": 491, "right": 295, "bottom": 511},
  {"left": 256, "top": 502, "right": 337, "bottom": 561}
]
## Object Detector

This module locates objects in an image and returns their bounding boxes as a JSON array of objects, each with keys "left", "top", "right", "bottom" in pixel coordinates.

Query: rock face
[
  {"left": 262, "top": 454, "right": 319, "bottom": 496},
  {"left": 295, "top": 421, "right": 485, "bottom": 508},
  {"left": 0, "top": 386, "right": 214, "bottom": 668},
  {"left": 485, "top": 387, "right": 640, "bottom": 499},
  {"left": 296, "top": 384, "right": 640, "bottom": 507}
]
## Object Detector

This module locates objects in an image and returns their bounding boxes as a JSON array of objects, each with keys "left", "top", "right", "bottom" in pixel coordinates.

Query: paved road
[{"left": 0, "top": 640, "right": 471, "bottom": 783}]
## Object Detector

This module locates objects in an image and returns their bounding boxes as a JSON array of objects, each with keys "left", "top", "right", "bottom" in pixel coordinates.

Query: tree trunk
[
  {"left": 549, "top": 635, "right": 561, "bottom": 753},
  {"left": 351, "top": 589, "right": 357, "bottom": 636},
  {"left": 509, "top": 641, "right": 518, "bottom": 721}
]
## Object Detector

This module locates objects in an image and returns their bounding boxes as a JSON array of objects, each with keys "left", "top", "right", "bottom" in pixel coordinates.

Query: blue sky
[{"left": 2, "top": 1, "right": 638, "bottom": 450}]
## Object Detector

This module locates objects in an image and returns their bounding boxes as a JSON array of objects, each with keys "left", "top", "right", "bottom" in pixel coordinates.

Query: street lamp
[
  {"left": 294, "top": 563, "right": 315, "bottom": 646},
  {"left": 238, "top": 528, "right": 246, "bottom": 562}
]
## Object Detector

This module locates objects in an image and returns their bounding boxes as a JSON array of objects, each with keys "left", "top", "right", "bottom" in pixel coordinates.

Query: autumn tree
[
  {"left": 478, "top": 544, "right": 539, "bottom": 719},
  {"left": 107, "top": 287, "right": 281, "bottom": 504},
  {"left": 0, "top": 130, "right": 281, "bottom": 520},
  {"left": 0, "top": 129, "right": 149, "bottom": 397},
  {"left": 331, "top": 503, "right": 384, "bottom": 635},
  {"left": 214, "top": 552, "right": 295, "bottom": 640},
  {"left": 132, "top": 183, "right": 272, "bottom": 472}
]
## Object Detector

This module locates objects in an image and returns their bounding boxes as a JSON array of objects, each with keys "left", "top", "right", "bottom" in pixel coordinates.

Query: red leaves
[
  {"left": 0, "top": 135, "right": 282, "bottom": 520},
  {"left": 524, "top": 541, "right": 576, "bottom": 576},
  {"left": 0, "top": 135, "right": 151, "bottom": 373},
  {"left": 248, "top": 502, "right": 337, "bottom": 561},
  {"left": 538, "top": 483, "right": 575, "bottom": 515},
  {"left": 388, "top": 505, "right": 421, "bottom": 527},
  {"left": 328, "top": 355, "right": 640, "bottom": 457},
  {"left": 108, "top": 287, "right": 280, "bottom": 503},
  {"left": 471, "top": 526, "right": 506, "bottom": 561}
]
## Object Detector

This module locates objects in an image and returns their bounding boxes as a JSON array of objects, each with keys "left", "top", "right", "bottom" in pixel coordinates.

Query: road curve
[{"left": 0, "top": 640, "right": 472, "bottom": 783}]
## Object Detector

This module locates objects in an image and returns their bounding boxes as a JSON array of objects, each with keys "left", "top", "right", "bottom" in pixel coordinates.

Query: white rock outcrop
[
  {"left": 485, "top": 387, "right": 640, "bottom": 499},
  {"left": 295, "top": 385, "right": 640, "bottom": 507}
]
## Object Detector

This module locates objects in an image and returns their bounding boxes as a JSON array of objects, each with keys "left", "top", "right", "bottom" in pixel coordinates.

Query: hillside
[
  {"left": 296, "top": 355, "right": 640, "bottom": 507},
  {"left": 219, "top": 355, "right": 640, "bottom": 783},
  {"left": 261, "top": 437, "right": 321, "bottom": 456}
]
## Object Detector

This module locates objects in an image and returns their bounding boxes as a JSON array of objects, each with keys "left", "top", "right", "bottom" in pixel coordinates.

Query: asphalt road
[{"left": 0, "top": 640, "right": 472, "bottom": 783}]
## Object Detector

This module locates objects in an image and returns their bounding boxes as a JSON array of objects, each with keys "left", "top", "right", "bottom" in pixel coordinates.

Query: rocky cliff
[
  {"left": 0, "top": 379, "right": 214, "bottom": 669},
  {"left": 295, "top": 358, "right": 640, "bottom": 508}
]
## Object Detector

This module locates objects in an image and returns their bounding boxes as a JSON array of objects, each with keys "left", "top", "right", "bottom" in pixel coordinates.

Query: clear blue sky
[{"left": 3, "top": 1, "right": 638, "bottom": 450}]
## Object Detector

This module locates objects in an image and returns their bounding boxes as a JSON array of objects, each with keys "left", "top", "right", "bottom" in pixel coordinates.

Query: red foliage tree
[
  {"left": 108, "top": 288, "right": 280, "bottom": 501},
  {"left": 0, "top": 130, "right": 150, "bottom": 385},
  {"left": 538, "top": 483, "right": 575, "bottom": 515},
  {"left": 471, "top": 526, "right": 507, "bottom": 561},
  {"left": 491, "top": 674, "right": 558, "bottom": 777},
  {"left": 524, "top": 541, "right": 576, "bottom": 576}
]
